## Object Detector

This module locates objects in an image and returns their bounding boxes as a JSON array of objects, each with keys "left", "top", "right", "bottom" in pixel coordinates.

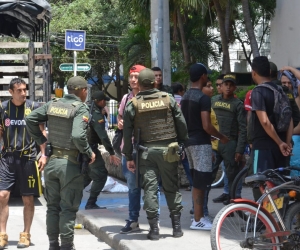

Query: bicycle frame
[{"left": 232, "top": 181, "right": 300, "bottom": 243}]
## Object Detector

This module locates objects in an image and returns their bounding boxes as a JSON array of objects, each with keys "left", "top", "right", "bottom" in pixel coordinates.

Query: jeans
[
  {"left": 222, "top": 163, "right": 229, "bottom": 194},
  {"left": 122, "top": 155, "right": 161, "bottom": 221}
]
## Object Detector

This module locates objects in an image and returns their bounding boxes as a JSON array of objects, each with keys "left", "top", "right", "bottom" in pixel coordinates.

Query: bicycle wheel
[
  {"left": 211, "top": 203, "right": 281, "bottom": 250},
  {"left": 284, "top": 201, "right": 300, "bottom": 230},
  {"left": 212, "top": 168, "right": 225, "bottom": 188},
  {"left": 230, "top": 167, "right": 249, "bottom": 199}
]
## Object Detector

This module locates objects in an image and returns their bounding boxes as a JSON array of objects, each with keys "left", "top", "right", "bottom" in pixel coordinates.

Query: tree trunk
[
  {"left": 224, "top": 0, "right": 231, "bottom": 41},
  {"left": 177, "top": 9, "right": 190, "bottom": 65},
  {"left": 213, "top": 0, "right": 231, "bottom": 73},
  {"left": 241, "top": 0, "right": 260, "bottom": 58}
]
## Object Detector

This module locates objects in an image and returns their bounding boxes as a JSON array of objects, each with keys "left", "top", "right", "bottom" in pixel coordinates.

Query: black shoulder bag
[{"left": 112, "top": 94, "right": 129, "bottom": 155}]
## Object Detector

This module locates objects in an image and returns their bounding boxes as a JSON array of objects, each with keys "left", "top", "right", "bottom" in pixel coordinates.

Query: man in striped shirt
[{"left": 0, "top": 78, "right": 46, "bottom": 249}]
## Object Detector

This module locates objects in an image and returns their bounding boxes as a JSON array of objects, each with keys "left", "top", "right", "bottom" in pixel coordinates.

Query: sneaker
[
  {"left": 120, "top": 220, "right": 140, "bottom": 234},
  {"left": 190, "top": 217, "right": 212, "bottom": 231},
  {"left": 0, "top": 233, "right": 8, "bottom": 250},
  {"left": 85, "top": 204, "right": 106, "bottom": 210},
  {"left": 223, "top": 197, "right": 231, "bottom": 205},
  {"left": 204, "top": 215, "right": 214, "bottom": 223},
  {"left": 212, "top": 193, "right": 229, "bottom": 203},
  {"left": 17, "top": 232, "right": 30, "bottom": 248}
]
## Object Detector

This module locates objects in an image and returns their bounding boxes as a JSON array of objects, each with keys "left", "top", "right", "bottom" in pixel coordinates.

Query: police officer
[
  {"left": 84, "top": 91, "right": 120, "bottom": 209},
  {"left": 25, "top": 76, "right": 96, "bottom": 250},
  {"left": 211, "top": 74, "right": 247, "bottom": 205},
  {"left": 122, "top": 68, "right": 188, "bottom": 240}
]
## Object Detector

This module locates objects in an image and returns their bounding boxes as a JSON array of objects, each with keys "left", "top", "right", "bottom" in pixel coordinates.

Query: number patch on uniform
[{"left": 28, "top": 176, "right": 36, "bottom": 188}]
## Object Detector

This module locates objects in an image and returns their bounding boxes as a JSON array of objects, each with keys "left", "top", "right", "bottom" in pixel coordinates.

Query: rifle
[
  {"left": 135, "top": 128, "right": 148, "bottom": 188},
  {"left": 78, "top": 100, "right": 95, "bottom": 174}
]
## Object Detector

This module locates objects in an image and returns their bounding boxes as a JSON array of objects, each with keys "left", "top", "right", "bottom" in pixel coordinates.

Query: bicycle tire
[
  {"left": 211, "top": 168, "right": 225, "bottom": 188},
  {"left": 211, "top": 202, "right": 281, "bottom": 250},
  {"left": 230, "top": 166, "right": 248, "bottom": 199},
  {"left": 284, "top": 201, "right": 300, "bottom": 230}
]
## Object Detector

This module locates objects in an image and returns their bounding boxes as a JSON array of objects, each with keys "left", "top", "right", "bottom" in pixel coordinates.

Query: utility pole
[
  {"left": 162, "top": 0, "right": 171, "bottom": 86},
  {"left": 150, "top": 0, "right": 171, "bottom": 85}
]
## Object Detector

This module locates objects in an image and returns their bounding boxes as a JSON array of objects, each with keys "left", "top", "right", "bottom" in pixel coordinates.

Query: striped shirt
[{"left": 0, "top": 100, "right": 40, "bottom": 159}]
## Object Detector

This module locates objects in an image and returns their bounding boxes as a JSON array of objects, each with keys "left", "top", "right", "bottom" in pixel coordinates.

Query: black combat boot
[
  {"left": 60, "top": 243, "right": 75, "bottom": 250},
  {"left": 147, "top": 218, "right": 159, "bottom": 240},
  {"left": 170, "top": 213, "right": 183, "bottom": 238},
  {"left": 85, "top": 197, "right": 106, "bottom": 210},
  {"left": 48, "top": 240, "right": 60, "bottom": 250}
]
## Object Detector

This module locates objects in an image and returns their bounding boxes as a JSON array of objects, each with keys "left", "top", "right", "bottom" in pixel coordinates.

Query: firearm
[
  {"left": 177, "top": 143, "right": 184, "bottom": 164},
  {"left": 78, "top": 100, "right": 95, "bottom": 174},
  {"left": 77, "top": 153, "right": 90, "bottom": 174},
  {"left": 45, "top": 143, "right": 52, "bottom": 157},
  {"left": 135, "top": 128, "right": 148, "bottom": 188}
]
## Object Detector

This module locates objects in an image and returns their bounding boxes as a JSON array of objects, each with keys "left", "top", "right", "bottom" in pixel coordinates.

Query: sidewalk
[{"left": 76, "top": 180, "right": 253, "bottom": 250}]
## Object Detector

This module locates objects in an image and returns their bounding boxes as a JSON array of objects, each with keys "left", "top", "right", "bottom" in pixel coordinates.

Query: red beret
[{"left": 129, "top": 65, "right": 146, "bottom": 74}]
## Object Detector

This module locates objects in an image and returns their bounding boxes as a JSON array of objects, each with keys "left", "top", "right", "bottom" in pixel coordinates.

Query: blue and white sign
[{"left": 65, "top": 30, "right": 86, "bottom": 51}]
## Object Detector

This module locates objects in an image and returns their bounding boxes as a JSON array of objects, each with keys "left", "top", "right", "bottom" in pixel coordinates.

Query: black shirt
[
  {"left": 181, "top": 88, "right": 211, "bottom": 146},
  {"left": 0, "top": 100, "right": 40, "bottom": 159},
  {"left": 251, "top": 82, "right": 286, "bottom": 149}
]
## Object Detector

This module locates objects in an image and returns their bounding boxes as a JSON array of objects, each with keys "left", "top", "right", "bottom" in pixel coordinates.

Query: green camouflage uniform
[
  {"left": 122, "top": 89, "right": 188, "bottom": 219},
  {"left": 84, "top": 103, "right": 115, "bottom": 206},
  {"left": 25, "top": 94, "right": 92, "bottom": 246}
]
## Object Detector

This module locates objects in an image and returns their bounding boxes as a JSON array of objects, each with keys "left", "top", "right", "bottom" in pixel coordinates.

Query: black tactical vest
[
  {"left": 47, "top": 99, "right": 82, "bottom": 150},
  {"left": 132, "top": 92, "right": 177, "bottom": 142}
]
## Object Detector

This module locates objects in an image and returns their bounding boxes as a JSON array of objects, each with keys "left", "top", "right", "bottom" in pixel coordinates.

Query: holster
[{"left": 163, "top": 142, "right": 180, "bottom": 163}]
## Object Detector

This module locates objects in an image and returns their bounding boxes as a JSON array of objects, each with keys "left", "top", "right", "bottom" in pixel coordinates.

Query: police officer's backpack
[{"left": 256, "top": 83, "right": 292, "bottom": 132}]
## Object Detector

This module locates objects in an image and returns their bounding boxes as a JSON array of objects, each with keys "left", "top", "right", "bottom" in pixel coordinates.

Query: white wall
[{"left": 270, "top": 0, "right": 300, "bottom": 68}]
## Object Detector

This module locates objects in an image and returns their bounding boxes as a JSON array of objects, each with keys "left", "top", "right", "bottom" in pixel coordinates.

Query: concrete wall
[{"left": 270, "top": 0, "right": 300, "bottom": 68}]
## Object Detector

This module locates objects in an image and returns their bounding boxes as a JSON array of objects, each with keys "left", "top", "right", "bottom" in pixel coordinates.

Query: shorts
[
  {"left": 0, "top": 153, "right": 41, "bottom": 197},
  {"left": 252, "top": 148, "right": 286, "bottom": 174},
  {"left": 185, "top": 144, "right": 212, "bottom": 190}
]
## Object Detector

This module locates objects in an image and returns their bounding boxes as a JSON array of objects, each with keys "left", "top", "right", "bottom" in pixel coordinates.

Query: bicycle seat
[{"left": 245, "top": 174, "right": 266, "bottom": 185}]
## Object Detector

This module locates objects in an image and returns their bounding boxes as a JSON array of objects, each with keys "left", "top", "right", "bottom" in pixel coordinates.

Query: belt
[{"left": 52, "top": 147, "right": 79, "bottom": 158}]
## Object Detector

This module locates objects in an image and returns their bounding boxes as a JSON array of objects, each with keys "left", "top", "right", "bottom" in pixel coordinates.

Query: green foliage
[
  {"left": 235, "top": 84, "right": 255, "bottom": 101},
  {"left": 119, "top": 24, "right": 151, "bottom": 77}
]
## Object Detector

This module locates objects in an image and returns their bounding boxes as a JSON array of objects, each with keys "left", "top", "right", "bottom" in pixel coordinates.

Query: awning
[{"left": 0, "top": 0, "right": 51, "bottom": 38}]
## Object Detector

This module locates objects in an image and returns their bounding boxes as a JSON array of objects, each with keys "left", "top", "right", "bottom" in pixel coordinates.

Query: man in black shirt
[
  {"left": 0, "top": 78, "right": 46, "bottom": 249},
  {"left": 251, "top": 56, "right": 292, "bottom": 173},
  {"left": 181, "top": 63, "right": 228, "bottom": 231}
]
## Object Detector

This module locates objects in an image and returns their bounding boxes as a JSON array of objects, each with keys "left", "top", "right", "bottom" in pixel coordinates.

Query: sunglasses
[{"left": 216, "top": 84, "right": 221, "bottom": 87}]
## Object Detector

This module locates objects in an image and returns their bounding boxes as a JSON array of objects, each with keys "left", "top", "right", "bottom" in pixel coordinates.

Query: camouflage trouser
[
  {"left": 44, "top": 156, "right": 83, "bottom": 245},
  {"left": 139, "top": 147, "right": 183, "bottom": 219}
]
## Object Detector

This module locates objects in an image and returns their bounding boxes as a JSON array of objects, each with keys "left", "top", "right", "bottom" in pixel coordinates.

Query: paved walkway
[{"left": 77, "top": 180, "right": 254, "bottom": 250}]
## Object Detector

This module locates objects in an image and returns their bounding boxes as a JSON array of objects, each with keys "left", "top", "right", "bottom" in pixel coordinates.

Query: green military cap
[
  {"left": 67, "top": 76, "right": 88, "bottom": 90},
  {"left": 223, "top": 74, "right": 236, "bottom": 84},
  {"left": 138, "top": 68, "right": 155, "bottom": 85},
  {"left": 92, "top": 91, "right": 110, "bottom": 101}
]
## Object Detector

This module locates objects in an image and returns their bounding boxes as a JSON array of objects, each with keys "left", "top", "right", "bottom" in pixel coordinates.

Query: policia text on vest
[{"left": 44, "top": 98, "right": 93, "bottom": 173}]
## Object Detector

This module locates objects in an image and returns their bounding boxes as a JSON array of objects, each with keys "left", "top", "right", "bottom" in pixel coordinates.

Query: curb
[{"left": 76, "top": 211, "right": 130, "bottom": 250}]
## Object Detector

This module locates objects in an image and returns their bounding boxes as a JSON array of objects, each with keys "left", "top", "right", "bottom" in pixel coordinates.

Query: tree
[{"left": 241, "top": 0, "right": 260, "bottom": 57}]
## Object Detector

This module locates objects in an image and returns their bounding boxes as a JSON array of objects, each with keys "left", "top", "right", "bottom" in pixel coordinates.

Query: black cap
[
  {"left": 223, "top": 74, "right": 236, "bottom": 84},
  {"left": 92, "top": 91, "right": 110, "bottom": 101},
  {"left": 189, "top": 63, "right": 209, "bottom": 82}
]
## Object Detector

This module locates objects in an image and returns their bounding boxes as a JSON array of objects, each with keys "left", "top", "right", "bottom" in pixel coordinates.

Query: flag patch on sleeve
[{"left": 82, "top": 116, "right": 89, "bottom": 123}]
